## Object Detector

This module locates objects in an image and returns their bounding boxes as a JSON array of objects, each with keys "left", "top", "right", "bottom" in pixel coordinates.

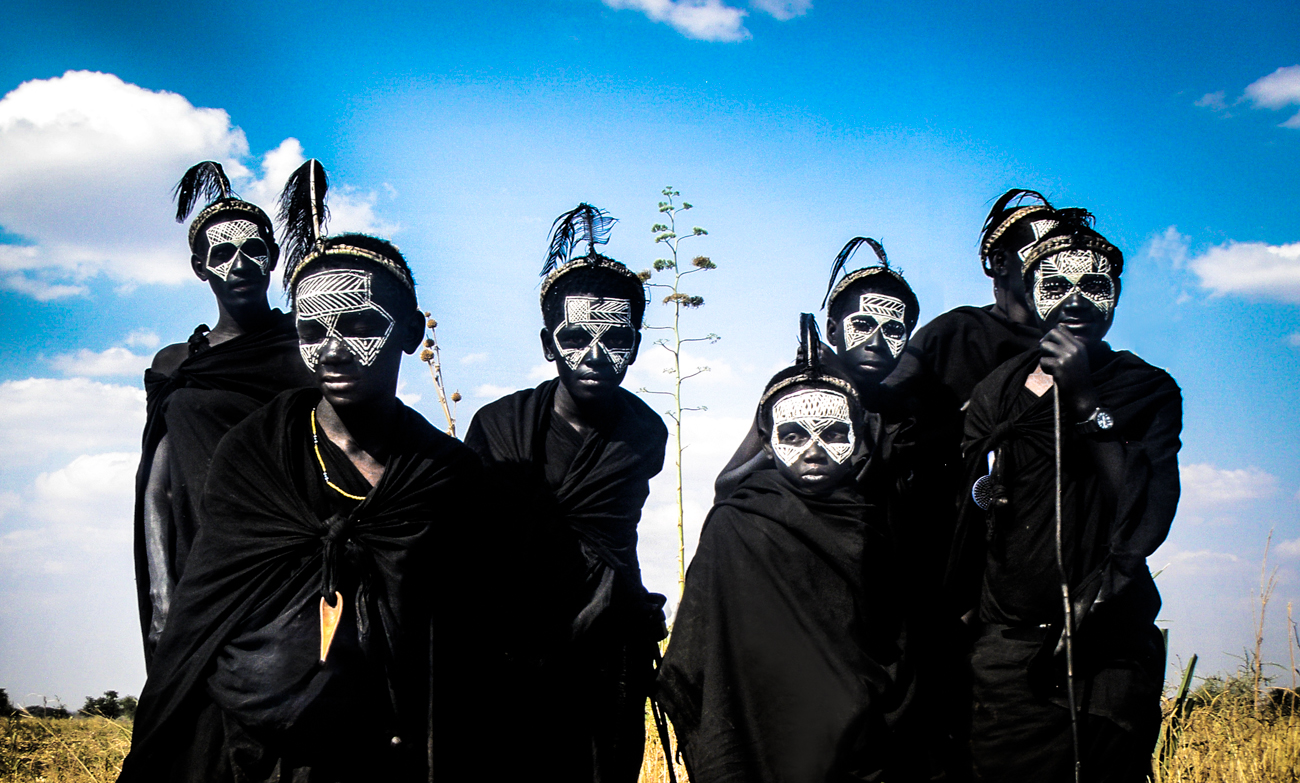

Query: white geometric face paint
[
  {"left": 842, "top": 293, "right": 909, "bottom": 358},
  {"left": 1032, "top": 250, "right": 1116, "bottom": 321},
  {"left": 1015, "top": 218, "right": 1059, "bottom": 263},
  {"left": 204, "top": 219, "right": 270, "bottom": 281},
  {"left": 295, "top": 269, "right": 395, "bottom": 370},
  {"left": 769, "top": 388, "right": 856, "bottom": 466},
  {"left": 553, "top": 296, "right": 635, "bottom": 374}
]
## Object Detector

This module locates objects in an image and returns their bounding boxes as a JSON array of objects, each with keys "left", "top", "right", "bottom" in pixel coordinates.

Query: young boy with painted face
[
  {"left": 659, "top": 315, "right": 908, "bottom": 783},
  {"left": 134, "top": 162, "right": 314, "bottom": 665},
  {"left": 119, "top": 161, "right": 483, "bottom": 782},
  {"left": 464, "top": 204, "right": 669, "bottom": 783},
  {"left": 713, "top": 237, "right": 919, "bottom": 502},
  {"left": 950, "top": 217, "right": 1182, "bottom": 782}
]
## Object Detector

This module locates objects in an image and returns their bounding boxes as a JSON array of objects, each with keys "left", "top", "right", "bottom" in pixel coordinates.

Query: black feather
[
  {"left": 797, "top": 312, "right": 822, "bottom": 375},
  {"left": 278, "top": 159, "right": 329, "bottom": 277},
  {"left": 173, "top": 161, "right": 232, "bottom": 223},
  {"left": 821, "top": 236, "right": 888, "bottom": 309},
  {"left": 542, "top": 203, "right": 617, "bottom": 277},
  {"left": 981, "top": 188, "right": 1053, "bottom": 239}
]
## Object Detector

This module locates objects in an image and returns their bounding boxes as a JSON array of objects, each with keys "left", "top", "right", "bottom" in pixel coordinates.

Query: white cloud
[
  {"left": 0, "top": 378, "right": 144, "bottom": 468},
  {"left": 124, "top": 330, "right": 160, "bottom": 350},
  {"left": 49, "top": 347, "right": 150, "bottom": 377},
  {"left": 459, "top": 352, "right": 489, "bottom": 365},
  {"left": 1277, "top": 537, "right": 1300, "bottom": 559},
  {"left": 0, "top": 71, "right": 395, "bottom": 300},
  {"left": 1244, "top": 65, "right": 1300, "bottom": 128},
  {"left": 1142, "top": 226, "right": 1191, "bottom": 268},
  {"left": 1189, "top": 239, "right": 1300, "bottom": 302},
  {"left": 473, "top": 383, "right": 516, "bottom": 399},
  {"left": 604, "top": 0, "right": 751, "bottom": 42},
  {"left": 1160, "top": 548, "right": 1243, "bottom": 577},
  {"left": 750, "top": 0, "right": 810, "bottom": 21},
  {"left": 1286, "top": 333, "right": 1300, "bottom": 348},
  {"left": 1195, "top": 91, "right": 1229, "bottom": 112},
  {"left": 1179, "top": 463, "right": 1278, "bottom": 511}
]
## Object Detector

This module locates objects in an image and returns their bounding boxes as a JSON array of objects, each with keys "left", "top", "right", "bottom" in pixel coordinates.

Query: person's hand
[{"left": 1039, "top": 326, "right": 1098, "bottom": 417}]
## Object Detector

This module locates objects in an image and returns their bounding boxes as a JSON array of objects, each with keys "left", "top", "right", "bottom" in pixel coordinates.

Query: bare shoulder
[{"left": 150, "top": 343, "right": 190, "bottom": 376}]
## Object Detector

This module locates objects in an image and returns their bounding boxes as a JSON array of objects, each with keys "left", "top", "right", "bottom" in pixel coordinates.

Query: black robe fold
[
  {"left": 134, "top": 312, "right": 313, "bottom": 662},
  {"left": 119, "top": 389, "right": 483, "bottom": 783},
  {"left": 464, "top": 378, "right": 668, "bottom": 781},
  {"left": 657, "top": 470, "right": 909, "bottom": 783},
  {"left": 948, "top": 347, "right": 1182, "bottom": 779}
]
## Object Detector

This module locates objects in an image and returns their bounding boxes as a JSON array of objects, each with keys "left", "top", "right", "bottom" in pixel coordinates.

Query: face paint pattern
[
  {"left": 204, "top": 220, "right": 270, "bottom": 281},
  {"left": 842, "top": 293, "right": 909, "bottom": 357},
  {"left": 770, "top": 388, "right": 856, "bottom": 466},
  {"left": 295, "top": 269, "right": 395, "bottom": 370},
  {"left": 1016, "top": 218, "right": 1059, "bottom": 263},
  {"left": 553, "top": 296, "right": 635, "bottom": 373},
  {"left": 1032, "top": 250, "right": 1116, "bottom": 320}
]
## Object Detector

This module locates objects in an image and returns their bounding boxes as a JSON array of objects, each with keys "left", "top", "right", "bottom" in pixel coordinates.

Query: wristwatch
[{"left": 1076, "top": 406, "right": 1115, "bottom": 435}]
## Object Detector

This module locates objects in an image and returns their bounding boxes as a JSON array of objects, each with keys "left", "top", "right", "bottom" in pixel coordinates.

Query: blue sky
[{"left": 1, "top": 0, "right": 1298, "bottom": 706}]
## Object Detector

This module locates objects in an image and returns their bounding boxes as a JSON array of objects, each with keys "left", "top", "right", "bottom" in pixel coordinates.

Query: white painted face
[
  {"left": 842, "top": 293, "right": 909, "bottom": 358},
  {"left": 769, "top": 388, "right": 856, "bottom": 466},
  {"left": 295, "top": 269, "right": 395, "bottom": 370},
  {"left": 552, "top": 296, "right": 636, "bottom": 374},
  {"left": 204, "top": 219, "right": 270, "bottom": 281},
  {"left": 1031, "top": 250, "right": 1117, "bottom": 321}
]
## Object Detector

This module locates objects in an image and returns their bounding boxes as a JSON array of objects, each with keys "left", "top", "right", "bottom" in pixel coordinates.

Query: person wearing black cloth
[
  {"left": 949, "top": 216, "right": 1181, "bottom": 782},
  {"left": 659, "top": 314, "right": 909, "bottom": 783},
  {"left": 119, "top": 160, "right": 481, "bottom": 782},
  {"left": 135, "top": 161, "right": 313, "bottom": 664},
  {"left": 713, "top": 236, "right": 920, "bottom": 502},
  {"left": 464, "top": 203, "right": 668, "bottom": 783}
]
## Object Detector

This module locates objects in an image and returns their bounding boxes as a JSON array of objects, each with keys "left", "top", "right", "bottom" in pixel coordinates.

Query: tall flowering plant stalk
[
  {"left": 638, "top": 187, "right": 719, "bottom": 600},
  {"left": 419, "top": 312, "right": 460, "bottom": 437}
]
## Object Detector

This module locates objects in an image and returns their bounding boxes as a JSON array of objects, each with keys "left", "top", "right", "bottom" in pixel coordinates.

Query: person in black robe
[
  {"left": 119, "top": 160, "right": 481, "bottom": 782},
  {"left": 135, "top": 161, "right": 313, "bottom": 664},
  {"left": 948, "top": 215, "right": 1182, "bottom": 782},
  {"left": 659, "top": 315, "right": 909, "bottom": 783},
  {"left": 713, "top": 237, "right": 920, "bottom": 502},
  {"left": 464, "top": 203, "right": 669, "bottom": 783}
]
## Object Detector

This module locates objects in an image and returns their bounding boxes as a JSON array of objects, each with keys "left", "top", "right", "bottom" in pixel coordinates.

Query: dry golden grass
[{"left": 0, "top": 713, "right": 131, "bottom": 783}]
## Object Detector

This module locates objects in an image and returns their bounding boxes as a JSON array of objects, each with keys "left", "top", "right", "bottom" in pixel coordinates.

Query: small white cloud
[
  {"left": 1286, "top": 332, "right": 1300, "bottom": 348},
  {"left": 459, "top": 352, "right": 489, "bottom": 365},
  {"left": 1189, "top": 239, "right": 1300, "bottom": 303},
  {"left": 124, "top": 330, "right": 160, "bottom": 350},
  {"left": 49, "top": 347, "right": 149, "bottom": 377},
  {"left": 395, "top": 379, "right": 422, "bottom": 406},
  {"left": 1142, "top": 226, "right": 1191, "bottom": 269},
  {"left": 1179, "top": 463, "right": 1278, "bottom": 510},
  {"left": 473, "top": 384, "right": 516, "bottom": 399},
  {"left": 750, "top": 0, "right": 810, "bottom": 20},
  {"left": 528, "top": 363, "right": 555, "bottom": 382},
  {"left": 1244, "top": 65, "right": 1300, "bottom": 128},
  {"left": 1195, "top": 90, "right": 1229, "bottom": 112},
  {"left": 0, "top": 378, "right": 144, "bottom": 468},
  {"left": 1277, "top": 537, "right": 1300, "bottom": 559},
  {"left": 604, "top": 0, "right": 751, "bottom": 42},
  {"left": 0, "top": 491, "right": 21, "bottom": 520},
  {"left": 1161, "top": 548, "right": 1242, "bottom": 576}
]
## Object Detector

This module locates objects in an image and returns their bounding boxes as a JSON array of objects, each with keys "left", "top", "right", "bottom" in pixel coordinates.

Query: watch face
[{"left": 1096, "top": 410, "right": 1114, "bottom": 430}]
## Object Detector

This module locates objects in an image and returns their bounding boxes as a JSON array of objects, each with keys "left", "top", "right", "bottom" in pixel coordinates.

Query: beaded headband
[
  {"left": 757, "top": 372, "right": 858, "bottom": 412},
  {"left": 539, "top": 255, "right": 643, "bottom": 305},
  {"left": 186, "top": 201, "right": 273, "bottom": 250},
  {"left": 826, "top": 266, "right": 911, "bottom": 313},
  {"left": 980, "top": 204, "right": 1056, "bottom": 259},
  {"left": 289, "top": 243, "right": 416, "bottom": 295},
  {"left": 1022, "top": 233, "right": 1122, "bottom": 274}
]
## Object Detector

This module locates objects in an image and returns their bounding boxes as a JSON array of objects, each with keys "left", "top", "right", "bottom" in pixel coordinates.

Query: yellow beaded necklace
[{"left": 311, "top": 408, "right": 368, "bottom": 501}]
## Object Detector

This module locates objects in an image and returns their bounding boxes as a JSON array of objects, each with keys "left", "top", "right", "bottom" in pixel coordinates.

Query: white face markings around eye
[
  {"left": 553, "top": 296, "right": 635, "bottom": 374},
  {"left": 769, "top": 388, "right": 856, "bottom": 467},
  {"left": 295, "top": 269, "right": 396, "bottom": 370},
  {"left": 841, "top": 293, "right": 909, "bottom": 358},
  {"left": 1032, "top": 250, "right": 1116, "bottom": 321},
  {"left": 204, "top": 219, "right": 270, "bottom": 281}
]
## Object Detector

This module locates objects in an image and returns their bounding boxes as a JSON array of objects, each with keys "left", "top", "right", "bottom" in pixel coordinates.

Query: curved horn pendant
[{"left": 319, "top": 591, "right": 344, "bottom": 664}]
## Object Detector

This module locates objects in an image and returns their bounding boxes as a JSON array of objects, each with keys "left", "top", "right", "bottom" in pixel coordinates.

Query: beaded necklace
[{"left": 310, "top": 408, "right": 368, "bottom": 501}]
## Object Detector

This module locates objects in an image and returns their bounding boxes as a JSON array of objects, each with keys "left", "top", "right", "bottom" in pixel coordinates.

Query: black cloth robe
[
  {"left": 134, "top": 313, "right": 313, "bottom": 663},
  {"left": 119, "top": 389, "right": 483, "bottom": 783},
  {"left": 463, "top": 378, "right": 668, "bottom": 782},
  {"left": 947, "top": 347, "right": 1182, "bottom": 781},
  {"left": 657, "top": 469, "right": 909, "bottom": 783}
]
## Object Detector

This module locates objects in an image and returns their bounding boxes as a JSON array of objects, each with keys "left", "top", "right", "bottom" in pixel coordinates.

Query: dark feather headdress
[
  {"left": 173, "top": 161, "right": 273, "bottom": 250},
  {"left": 978, "top": 188, "right": 1059, "bottom": 270},
  {"left": 758, "top": 313, "right": 858, "bottom": 411},
  {"left": 822, "top": 236, "right": 891, "bottom": 310},
  {"left": 539, "top": 202, "right": 640, "bottom": 303},
  {"left": 277, "top": 159, "right": 414, "bottom": 297}
]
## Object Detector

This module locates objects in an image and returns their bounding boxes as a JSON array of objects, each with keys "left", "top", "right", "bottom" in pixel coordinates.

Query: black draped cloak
[
  {"left": 133, "top": 312, "right": 313, "bottom": 662},
  {"left": 657, "top": 470, "right": 909, "bottom": 783},
  {"left": 119, "top": 389, "right": 483, "bottom": 782},
  {"left": 947, "top": 347, "right": 1181, "bottom": 776},
  {"left": 463, "top": 378, "right": 668, "bottom": 780}
]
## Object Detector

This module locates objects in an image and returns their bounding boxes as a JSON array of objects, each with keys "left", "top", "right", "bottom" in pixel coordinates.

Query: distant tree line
[{"left": 0, "top": 687, "right": 137, "bottom": 720}]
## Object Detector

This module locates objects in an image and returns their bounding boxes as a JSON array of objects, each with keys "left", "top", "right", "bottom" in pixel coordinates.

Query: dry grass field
[{"left": 2, "top": 686, "right": 1297, "bottom": 782}]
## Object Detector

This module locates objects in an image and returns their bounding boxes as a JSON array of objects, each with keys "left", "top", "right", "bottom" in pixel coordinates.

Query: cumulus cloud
[
  {"left": 1287, "top": 333, "right": 1300, "bottom": 348},
  {"left": 1179, "top": 463, "right": 1278, "bottom": 511},
  {"left": 603, "top": 0, "right": 751, "bottom": 42},
  {"left": 1277, "top": 537, "right": 1300, "bottom": 559},
  {"left": 750, "top": 0, "right": 811, "bottom": 21},
  {"left": 459, "top": 352, "right": 489, "bottom": 365},
  {"left": 1190, "top": 239, "right": 1300, "bottom": 302},
  {"left": 49, "top": 347, "right": 150, "bottom": 377},
  {"left": 1194, "top": 91, "right": 1229, "bottom": 113},
  {"left": 0, "top": 378, "right": 144, "bottom": 468},
  {"left": 1244, "top": 65, "right": 1300, "bottom": 128},
  {"left": 0, "top": 71, "right": 395, "bottom": 300},
  {"left": 473, "top": 383, "right": 517, "bottom": 399}
]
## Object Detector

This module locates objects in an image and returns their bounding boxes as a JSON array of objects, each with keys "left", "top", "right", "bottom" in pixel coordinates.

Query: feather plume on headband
[
  {"left": 173, "top": 161, "right": 272, "bottom": 250},
  {"left": 758, "top": 313, "right": 858, "bottom": 409},
  {"left": 822, "top": 236, "right": 890, "bottom": 310},
  {"left": 539, "top": 202, "right": 639, "bottom": 301}
]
